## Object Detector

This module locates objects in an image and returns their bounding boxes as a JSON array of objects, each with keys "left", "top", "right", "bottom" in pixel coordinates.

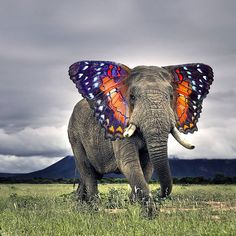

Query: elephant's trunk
[
  {"left": 132, "top": 92, "right": 173, "bottom": 197},
  {"left": 145, "top": 131, "right": 172, "bottom": 197}
]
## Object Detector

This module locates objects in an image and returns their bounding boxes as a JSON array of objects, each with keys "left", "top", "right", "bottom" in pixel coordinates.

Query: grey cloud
[
  {"left": 0, "top": 126, "right": 71, "bottom": 157},
  {"left": 0, "top": 155, "right": 62, "bottom": 173},
  {"left": 0, "top": 63, "right": 78, "bottom": 132},
  {"left": 169, "top": 123, "right": 236, "bottom": 159},
  {"left": 208, "top": 90, "right": 236, "bottom": 103},
  {"left": 199, "top": 90, "right": 236, "bottom": 129}
]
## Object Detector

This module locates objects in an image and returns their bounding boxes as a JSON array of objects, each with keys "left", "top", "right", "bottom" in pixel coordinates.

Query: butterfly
[
  {"left": 163, "top": 63, "right": 214, "bottom": 134},
  {"left": 69, "top": 60, "right": 214, "bottom": 140},
  {"left": 69, "top": 61, "right": 131, "bottom": 140}
]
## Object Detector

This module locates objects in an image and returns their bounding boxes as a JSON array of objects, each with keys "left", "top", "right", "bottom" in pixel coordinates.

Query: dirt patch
[
  {"left": 211, "top": 215, "right": 221, "bottom": 220},
  {"left": 160, "top": 207, "right": 198, "bottom": 213},
  {"left": 104, "top": 201, "right": 236, "bottom": 214},
  {"left": 203, "top": 201, "right": 236, "bottom": 211},
  {"left": 161, "top": 201, "right": 236, "bottom": 213},
  {"left": 104, "top": 209, "right": 127, "bottom": 214}
]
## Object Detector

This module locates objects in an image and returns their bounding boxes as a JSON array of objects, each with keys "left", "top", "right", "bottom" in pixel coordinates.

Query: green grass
[{"left": 0, "top": 184, "right": 235, "bottom": 236}]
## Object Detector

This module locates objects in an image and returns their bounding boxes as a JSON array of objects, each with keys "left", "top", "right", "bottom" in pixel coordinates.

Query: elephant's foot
[
  {"left": 141, "top": 197, "right": 159, "bottom": 219},
  {"left": 129, "top": 186, "right": 150, "bottom": 203},
  {"left": 76, "top": 182, "right": 100, "bottom": 211},
  {"left": 129, "top": 189, "right": 159, "bottom": 218},
  {"left": 76, "top": 182, "right": 87, "bottom": 201}
]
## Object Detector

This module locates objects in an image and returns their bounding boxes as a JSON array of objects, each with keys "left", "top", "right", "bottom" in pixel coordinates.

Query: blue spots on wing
[
  {"left": 98, "top": 105, "right": 104, "bottom": 111},
  {"left": 197, "top": 68, "right": 203, "bottom": 73},
  {"left": 82, "top": 65, "right": 89, "bottom": 71},
  {"left": 192, "top": 85, "right": 197, "bottom": 91},
  {"left": 94, "top": 82, "right": 99, "bottom": 88},
  {"left": 93, "top": 76, "right": 99, "bottom": 82},
  {"left": 88, "top": 93, "right": 94, "bottom": 99}
]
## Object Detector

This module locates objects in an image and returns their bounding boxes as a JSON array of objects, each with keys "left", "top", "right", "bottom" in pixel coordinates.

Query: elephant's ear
[
  {"left": 69, "top": 61, "right": 131, "bottom": 140},
  {"left": 163, "top": 63, "right": 214, "bottom": 134}
]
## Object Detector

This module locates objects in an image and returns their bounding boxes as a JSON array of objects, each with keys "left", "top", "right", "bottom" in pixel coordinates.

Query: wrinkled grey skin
[{"left": 68, "top": 66, "right": 176, "bottom": 209}]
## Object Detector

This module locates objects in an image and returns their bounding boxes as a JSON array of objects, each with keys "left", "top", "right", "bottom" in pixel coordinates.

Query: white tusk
[
  {"left": 171, "top": 127, "right": 195, "bottom": 150},
  {"left": 123, "top": 124, "right": 137, "bottom": 138}
]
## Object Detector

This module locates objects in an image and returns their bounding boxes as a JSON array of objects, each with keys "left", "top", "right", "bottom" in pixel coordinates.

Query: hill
[{"left": 0, "top": 156, "right": 236, "bottom": 180}]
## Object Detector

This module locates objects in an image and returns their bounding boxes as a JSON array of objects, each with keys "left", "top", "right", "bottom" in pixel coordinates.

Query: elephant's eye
[{"left": 130, "top": 94, "right": 136, "bottom": 101}]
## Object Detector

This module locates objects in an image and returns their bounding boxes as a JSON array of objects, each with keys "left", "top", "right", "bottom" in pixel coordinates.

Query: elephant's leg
[
  {"left": 76, "top": 180, "right": 86, "bottom": 201},
  {"left": 113, "top": 140, "right": 150, "bottom": 203},
  {"left": 71, "top": 141, "right": 98, "bottom": 202},
  {"left": 139, "top": 150, "right": 153, "bottom": 183}
]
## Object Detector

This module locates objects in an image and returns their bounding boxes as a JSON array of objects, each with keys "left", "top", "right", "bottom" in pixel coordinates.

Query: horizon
[
  {"left": 0, "top": 0, "right": 235, "bottom": 173},
  {"left": 2, "top": 155, "right": 236, "bottom": 175}
]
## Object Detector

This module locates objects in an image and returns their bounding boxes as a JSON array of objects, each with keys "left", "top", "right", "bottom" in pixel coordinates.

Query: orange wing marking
[
  {"left": 99, "top": 76, "right": 128, "bottom": 125},
  {"left": 176, "top": 80, "right": 192, "bottom": 125}
]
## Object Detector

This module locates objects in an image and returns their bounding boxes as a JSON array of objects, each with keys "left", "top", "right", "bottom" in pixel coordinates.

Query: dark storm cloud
[
  {"left": 0, "top": 155, "right": 61, "bottom": 173},
  {"left": 0, "top": 126, "right": 69, "bottom": 157},
  {"left": 0, "top": 0, "right": 235, "bottom": 172}
]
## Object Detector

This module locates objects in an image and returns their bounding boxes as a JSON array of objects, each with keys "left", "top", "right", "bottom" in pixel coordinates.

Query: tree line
[{"left": 0, "top": 174, "right": 236, "bottom": 184}]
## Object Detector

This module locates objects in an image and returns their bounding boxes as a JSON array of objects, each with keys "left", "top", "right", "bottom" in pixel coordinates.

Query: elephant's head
[{"left": 69, "top": 61, "right": 214, "bottom": 196}]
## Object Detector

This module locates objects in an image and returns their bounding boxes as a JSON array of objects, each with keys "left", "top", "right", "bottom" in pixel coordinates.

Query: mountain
[
  {"left": 0, "top": 156, "right": 77, "bottom": 179},
  {"left": 169, "top": 159, "right": 236, "bottom": 178},
  {"left": 0, "top": 156, "right": 236, "bottom": 180},
  {"left": 0, "top": 173, "right": 16, "bottom": 178}
]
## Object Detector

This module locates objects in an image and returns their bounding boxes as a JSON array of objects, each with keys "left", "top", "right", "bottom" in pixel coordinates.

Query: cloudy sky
[{"left": 0, "top": 0, "right": 235, "bottom": 173}]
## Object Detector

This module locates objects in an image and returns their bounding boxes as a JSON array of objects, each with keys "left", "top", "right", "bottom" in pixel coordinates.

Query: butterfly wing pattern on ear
[
  {"left": 69, "top": 61, "right": 131, "bottom": 140},
  {"left": 163, "top": 63, "right": 214, "bottom": 134}
]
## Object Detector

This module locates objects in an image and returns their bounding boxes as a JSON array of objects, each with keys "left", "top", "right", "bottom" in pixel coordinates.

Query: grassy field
[{"left": 0, "top": 184, "right": 235, "bottom": 236}]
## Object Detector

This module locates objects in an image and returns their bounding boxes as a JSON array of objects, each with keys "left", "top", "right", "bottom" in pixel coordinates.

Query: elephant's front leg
[{"left": 112, "top": 139, "right": 150, "bottom": 203}]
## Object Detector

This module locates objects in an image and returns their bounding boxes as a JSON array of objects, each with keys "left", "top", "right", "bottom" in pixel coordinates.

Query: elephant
[{"left": 67, "top": 60, "right": 214, "bottom": 211}]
